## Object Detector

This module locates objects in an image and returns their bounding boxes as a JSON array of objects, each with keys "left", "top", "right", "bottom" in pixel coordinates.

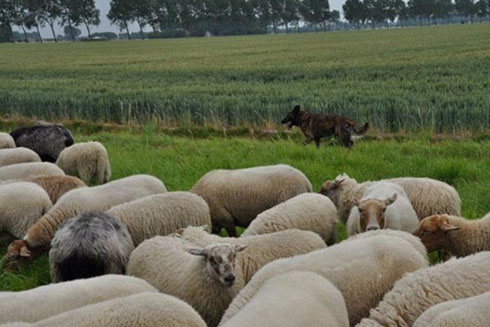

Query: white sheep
[
  {"left": 320, "top": 173, "right": 461, "bottom": 223},
  {"left": 178, "top": 226, "right": 327, "bottom": 283},
  {"left": 0, "top": 275, "right": 157, "bottom": 323},
  {"left": 220, "top": 234, "right": 428, "bottom": 326},
  {"left": 191, "top": 164, "right": 313, "bottom": 236},
  {"left": 128, "top": 236, "right": 247, "bottom": 327},
  {"left": 346, "top": 181, "right": 419, "bottom": 235},
  {"left": 56, "top": 141, "right": 111, "bottom": 185},
  {"left": 413, "top": 291, "right": 490, "bottom": 327},
  {"left": 357, "top": 251, "right": 490, "bottom": 327},
  {"left": 221, "top": 271, "right": 349, "bottom": 327},
  {"left": 0, "top": 148, "right": 41, "bottom": 167},
  {"left": 0, "top": 162, "right": 65, "bottom": 181},
  {"left": 107, "top": 192, "right": 211, "bottom": 246},
  {"left": 0, "top": 133, "right": 15, "bottom": 149},
  {"left": 3, "top": 174, "right": 167, "bottom": 268},
  {"left": 414, "top": 213, "right": 490, "bottom": 257},
  {"left": 241, "top": 193, "right": 338, "bottom": 245}
]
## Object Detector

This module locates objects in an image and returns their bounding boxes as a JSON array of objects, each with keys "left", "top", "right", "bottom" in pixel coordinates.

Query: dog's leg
[{"left": 303, "top": 137, "right": 313, "bottom": 145}]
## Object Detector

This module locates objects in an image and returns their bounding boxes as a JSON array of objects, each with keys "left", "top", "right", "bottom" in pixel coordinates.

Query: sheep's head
[
  {"left": 280, "top": 105, "right": 301, "bottom": 129},
  {"left": 413, "top": 215, "right": 460, "bottom": 252},
  {"left": 319, "top": 177, "right": 346, "bottom": 200},
  {"left": 355, "top": 194, "right": 398, "bottom": 232},
  {"left": 2, "top": 240, "right": 34, "bottom": 271},
  {"left": 187, "top": 243, "right": 247, "bottom": 287}
]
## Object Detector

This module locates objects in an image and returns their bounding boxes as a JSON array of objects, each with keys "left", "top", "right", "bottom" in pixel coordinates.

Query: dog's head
[{"left": 281, "top": 105, "right": 302, "bottom": 128}]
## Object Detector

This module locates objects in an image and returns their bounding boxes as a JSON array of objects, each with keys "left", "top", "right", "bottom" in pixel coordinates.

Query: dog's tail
[{"left": 353, "top": 122, "right": 369, "bottom": 135}]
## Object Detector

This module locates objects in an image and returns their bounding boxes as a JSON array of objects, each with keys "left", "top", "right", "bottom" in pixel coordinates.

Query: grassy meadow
[{"left": 0, "top": 24, "right": 489, "bottom": 131}]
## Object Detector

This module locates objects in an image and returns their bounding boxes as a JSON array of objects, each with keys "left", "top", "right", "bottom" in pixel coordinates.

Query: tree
[
  {"left": 108, "top": 0, "right": 132, "bottom": 39},
  {"left": 63, "top": 24, "right": 81, "bottom": 40},
  {"left": 476, "top": 0, "right": 488, "bottom": 19},
  {"left": 38, "top": 0, "right": 61, "bottom": 42},
  {"left": 455, "top": 0, "right": 478, "bottom": 21},
  {"left": 343, "top": 0, "right": 367, "bottom": 28},
  {"left": 132, "top": 0, "right": 152, "bottom": 38},
  {"left": 0, "top": 0, "right": 17, "bottom": 42},
  {"left": 73, "top": 0, "right": 100, "bottom": 37},
  {"left": 300, "top": 0, "right": 330, "bottom": 31},
  {"left": 282, "top": 0, "right": 299, "bottom": 33}
]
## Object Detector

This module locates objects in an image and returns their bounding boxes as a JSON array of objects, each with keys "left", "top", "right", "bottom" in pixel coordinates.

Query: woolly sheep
[
  {"left": 49, "top": 212, "right": 134, "bottom": 283},
  {"left": 357, "top": 251, "right": 490, "bottom": 327},
  {"left": 0, "top": 162, "right": 65, "bottom": 181},
  {"left": 347, "top": 181, "right": 419, "bottom": 235},
  {"left": 220, "top": 234, "right": 428, "bottom": 326},
  {"left": 414, "top": 213, "right": 490, "bottom": 257},
  {"left": 320, "top": 173, "right": 461, "bottom": 223},
  {"left": 178, "top": 226, "right": 327, "bottom": 283},
  {"left": 0, "top": 275, "right": 157, "bottom": 324},
  {"left": 10, "top": 125, "right": 74, "bottom": 162},
  {"left": 128, "top": 236, "right": 247, "bottom": 327},
  {"left": 413, "top": 291, "right": 490, "bottom": 327},
  {"left": 3, "top": 175, "right": 167, "bottom": 268},
  {"left": 241, "top": 193, "right": 338, "bottom": 245},
  {"left": 56, "top": 141, "right": 111, "bottom": 185},
  {"left": 221, "top": 271, "right": 349, "bottom": 327},
  {"left": 26, "top": 175, "right": 86, "bottom": 203},
  {"left": 107, "top": 192, "right": 211, "bottom": 246},
  {"left": 0, "top": 148, "right": 41, "bottom": 167},
  {"left": 191, "top": 164, "right": 313, "bottom": 236},
  {"left": 0, "top": 133, "right": 15, "bottom": 149}
]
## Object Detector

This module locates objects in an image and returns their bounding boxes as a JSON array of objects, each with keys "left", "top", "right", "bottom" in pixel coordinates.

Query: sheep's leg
[
  {"left": 302, "top": 137, "right": 313, "bottom": 145},
  {"left": 223, "top": 223, "right": 237, "bottom": 237},
  {"left": 314, "top": 137, "right": 321, "bottom": 147}
]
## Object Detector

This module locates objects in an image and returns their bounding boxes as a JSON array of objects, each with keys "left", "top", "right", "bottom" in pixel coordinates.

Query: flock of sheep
[{"left": 0, "top": 123, "right": 489, "bottom": 327}]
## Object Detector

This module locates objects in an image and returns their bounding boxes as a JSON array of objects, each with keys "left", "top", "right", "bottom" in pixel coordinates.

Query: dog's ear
[{"left": 293, "top": 105, "right": 300, "bottom": 114}]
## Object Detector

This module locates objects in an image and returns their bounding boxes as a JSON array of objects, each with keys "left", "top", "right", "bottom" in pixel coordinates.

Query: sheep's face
[
  {"left": 187, "top": 243, "right": 247, "bottom": 287},
  {"left": 413, "top": 215, "right": 460, "bottom": 252},
  {"left": 355, "top": 194, "right": 397, "bottom": 232},
  {"left": 280, "top": 105, "right": 301, "bottom": 128},
  {"left": 2, "top": 240, "right": 33, "bottom": 271}
]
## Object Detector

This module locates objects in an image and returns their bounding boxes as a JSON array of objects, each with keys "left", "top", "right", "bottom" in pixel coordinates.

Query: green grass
[
  {"left": 1, "top": 24, "right": 490, "bottom": 131},
  {"left": 1, "top": 131, "right": 489, "bottom": 291}
]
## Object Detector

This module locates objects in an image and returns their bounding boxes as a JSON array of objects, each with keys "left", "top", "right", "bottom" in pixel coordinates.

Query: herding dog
[{"left": 281, "top": 105, "right": 369, "bottom": 148}]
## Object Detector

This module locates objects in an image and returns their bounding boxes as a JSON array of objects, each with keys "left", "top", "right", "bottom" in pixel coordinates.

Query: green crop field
[{"left": 1, "top": 24, "right": 489, "bottom": 132}]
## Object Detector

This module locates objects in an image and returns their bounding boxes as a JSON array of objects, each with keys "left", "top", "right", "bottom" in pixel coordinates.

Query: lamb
[
  {"left": 346, "top": 181, "right": 419, "bottom": 235},
  {"left": 0, "top": 275, "right": 157, "bottom": 324},
  {"left": 241, "top": 193, "right": 338, "bottom": 245},
  {"left": 3, "top": 175, "right": 167, "bottom": 268},
  {"left": 413, "top": 291, "right": 490, "bottom": 327},
  {"left": 191, "top": 164, "right": 313, "bottom": 236},
  {"left": 49, "top": 212, "right": 134, "bottom": 282},
  {"left": 128, "top": 236, "right": 247, "bottom": 327},
  {"left": 0, "top": 148, "right": 41, "bottom": 167},
  {"left": 356, "top": 251, "right": 490, "bottom": 327},
  {"left": 107, "top": 192, "right": 211, "bottom": 246},
  {"left": 221, "top": 271, "right": 349, "bottom": 327},
  {"left": 0, "top": 132, "right": 15, "bottom": 149},
  {"left": 0, "top": 162, "right": 65, "bottom": 181},
  {"left": 320, "top": 173, "right": 461, "bottom": 223},
  {"left": 178, "top": 226, "right": 327, "bottom": 283},
  {"left": 56, "top": 141, "right": 111, "bottom": 185},
  {"left": 413, "top": 212, "right": 490, "bottom": 257},
  {"left": 4, "top": 292, "right": 207, "bottom": 327},
  {"left": 220, "top": 234, "right": 428, "bottom": 326},
  {"left": 10, "top": 125, "right": 74, "bottom": 162}
]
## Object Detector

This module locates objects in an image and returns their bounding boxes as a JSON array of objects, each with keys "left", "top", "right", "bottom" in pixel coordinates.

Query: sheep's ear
[
  {"left": 440, "top": 221, "right": 460, "bottom": 232},
  {"left": 332, "top": 178, "right": 345, "bottom": 189},
  {"left": 202, "top": 225, "right": 212, "bottom": 233},
  {"left": 384, "top": 193, "right": 398, "bottom": 206},
  {"left": 175, "top": 228, "right": 185, "bottom": 236},
  {"left": 234, "top": 245, "right": 248, "bottom": 253},
  {"left": 20, "top": 246, "right": 31, "bottom": 257},
  {"left": 293, "top": 105, "right": 300, "bottom": 114},
  {"left": 187, "top": 248, "right": 207, "bottom": 257}
]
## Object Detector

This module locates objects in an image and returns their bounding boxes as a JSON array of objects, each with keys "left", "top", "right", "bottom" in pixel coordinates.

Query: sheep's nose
[
  {"left": 224, "top": 275, "right": 235, "bottom": 283},
  {"left": 367, "top": 226, "right": 379, "bottom": 231}
]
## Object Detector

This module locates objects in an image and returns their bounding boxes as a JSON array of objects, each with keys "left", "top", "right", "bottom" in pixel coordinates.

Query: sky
[{"left": 16, "top": 0, "right": 346, "bottom": 37}]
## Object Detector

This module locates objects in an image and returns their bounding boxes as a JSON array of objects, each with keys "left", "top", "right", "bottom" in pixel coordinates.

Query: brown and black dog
[{"left": 281, "top": 105, "right": 369, "bottom": 148}]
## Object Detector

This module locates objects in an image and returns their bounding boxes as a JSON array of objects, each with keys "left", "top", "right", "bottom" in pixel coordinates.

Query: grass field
[
  {"left": 0, "top": 131, "right": 489, "bottom": 291},
  {"left": 1, "top": 24, "right": 490, "bottom": 131}
]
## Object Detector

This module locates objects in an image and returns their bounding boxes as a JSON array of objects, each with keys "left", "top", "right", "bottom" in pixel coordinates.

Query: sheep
[
  {"left": 220, "top": 234, "right": 429, "bottom": 326},
  {"left": 10, "top": 125, "right": 74, "bottom": 162},
  {"left": 56, "top": 141, "right": 111, "bottom": 185},
  {"left": 413, "top": 212, "right": 490, "bottom": 257},
  {"left": 0, "top": 162, "right": 65, "bottom": 181},
  {"left": 346, "top": 181, "right": 419, "bottom": 236},
  {"left": 128, "top": 236, "right": 247, "bottom": 327},
  {"left": 107, "top": 192, "right": 211, "bottom": 246},
  {"left": 0, "top": 133, "right": 15, "bottom": 149},
  {"left": 0, "top": 275, "right": 158, "bottom": 324},
  {"left": 49, "top": 212, "right": 134, "bottom": 283},
  {"left": 413, "top": 291, "right": 490, "bottom": 327},
  {"left": 3, "top": 175, "right": 167, "bottom": 268},
  {"left": 0, "top": 148, "right": 41, "bottom": 167},
  {"left": 26, "top": 175, "right": 86, "bottom": 203},
  {"left": 319, "top": 173, "right": 461, "bottom": 223},
  {"left": 356, "top": 251, "right": 490, "bottom": 327},
  {"left": 178, "top": 226, "right": 327, "bottom": 283},
  {"left": 221, "top": 271, "right": 349, "bottom": 327},
  {"left": 5, "top": 292, "right": 207, "bottom": 327},
  {"left": 241, "top": 193, "right": 338, "bottom": 245},
  {"left": 191, "top": 164, "right": 313, "bottom": 236}
]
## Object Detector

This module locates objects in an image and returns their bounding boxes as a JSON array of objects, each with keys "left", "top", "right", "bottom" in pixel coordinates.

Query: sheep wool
[
  {"left": 56, "top": 141, "right": 111, "bottom": 185},
  {"left": 0, "top": 163, "right": 65, "bottom": 181},
  {"left": 0, "top": 133, "right": 16, "bottom": 149},
  {"left": 221, "top": 271, "right": 349, "bottom": 327},
  {"left": 241, "top": 193, "right": 338, "bottom": 245},
  {"left": 0, "top": 148, "right": 41, "bottom": 167},
  {"left": 26, "top": 175, "right": 86, "bottom": 203},
  {"left": 357, "top": 251, "right": 490, "bottom": 327}
]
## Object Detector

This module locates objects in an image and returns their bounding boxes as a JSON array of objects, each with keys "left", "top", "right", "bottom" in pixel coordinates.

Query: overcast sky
[{"left": 16, "top": 0, "right": 346, "bottom": 37}]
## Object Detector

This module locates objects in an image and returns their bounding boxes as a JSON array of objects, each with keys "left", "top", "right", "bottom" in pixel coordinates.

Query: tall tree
[
  {"left": 39, "top": 0, "right": 61, "bottom": 42},
  {"left": 476, "top": 0, "right": 488, "bottom": 19},
  {"left": 343, "top": 0, "right": 367, "bottom": 28},
  {"left": 0, "top": 0, "right": 16, "bottom": 42},
  {"left": 108, "top": 0, "right": 132, "bottom": 39},
  {"left": 455, "top": 0, "right": 478, "bottom": 21},
  {"left": 282, "top": 0, "right": 299, "bottom": 33},
  {"left": 73, "top": 0, "right": 100, "bottom": 37}
]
